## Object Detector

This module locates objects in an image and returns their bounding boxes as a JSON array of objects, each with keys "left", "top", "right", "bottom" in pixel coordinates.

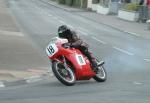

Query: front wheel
[
  {"left": 52, "top": 61, "right": 76, "bottom": 86},
  {"left": 93, "top": 65, "right": 107, "bottom": 82}
]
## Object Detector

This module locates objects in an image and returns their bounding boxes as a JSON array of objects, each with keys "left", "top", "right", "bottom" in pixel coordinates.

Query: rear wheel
[
  {"left": 52, "top": 61, "right": 75, "bottom": 86},
  {"left": 93, "top": 64, "right": 107, "bottom": 82}
]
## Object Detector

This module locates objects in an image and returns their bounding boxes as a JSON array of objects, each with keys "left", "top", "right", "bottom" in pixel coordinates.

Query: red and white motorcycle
[{"left": 46, "top": 37, "right": 107, "bottom": 86}]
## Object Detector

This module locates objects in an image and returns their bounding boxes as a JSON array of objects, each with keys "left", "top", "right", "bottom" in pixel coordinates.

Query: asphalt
[
  {"left": 0, "top": 0, "right": 49, "bottom": 87},
  {"left": 45, "top": 0, "right": 150, "bottom": 39}
]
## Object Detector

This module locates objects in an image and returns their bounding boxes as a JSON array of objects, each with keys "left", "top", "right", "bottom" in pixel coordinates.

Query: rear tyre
[
  {"left": 52, "top": 61, "right": 75, "bottom": 86},
  {"left": 93, "top": 65, "right": 107, "bottom": 82}
]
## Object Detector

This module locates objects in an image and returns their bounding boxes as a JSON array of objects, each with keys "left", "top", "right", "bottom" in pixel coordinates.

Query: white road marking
[
  {"left": 26, "top": 75, "right": 43, "bottom": 83},
  {"left": 133, "top": 81, "right": 143, "bottom": 85},
  {"left": 113, "top": 46, "right": 134, "bottom": 56},
  {"left": 124, "top": 31, "right": 140, "bottom": 37},
  {"left": 53, "top": 17, "right": 58, "bottom": 20},
  {"left": 34, "top": 4, "right": 75, "bottom": 29},
  {"left": 0, "top": 82, "right": 5, "bottom": 88},
  {"left": 92, "top": 36, "right": 107, "bottom": 44},
  {"left": 35, "top": 6, "right": 53, "bottom": 17},
  {"left": 77, "top": 30, "right": 88, "bottom": 36},
  {"left": 58, "top": 20, "right": 66, "bottom": 24},
  {"left": 58, "top": 20, "right": 74, "bottom": 28},
  {"left": 144, "top": 59, "right": 150, "bottom": 62},
  {"left": 67, "top": 24, "right": 74, "bottom": 29}
]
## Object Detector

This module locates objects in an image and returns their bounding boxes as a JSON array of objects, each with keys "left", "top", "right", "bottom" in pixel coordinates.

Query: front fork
[
  {"left": 51, "top": 56, "right": 69, "bottom": 70},
  {"left": 62, "top": 55, "right": 68, "bottom": 69}
]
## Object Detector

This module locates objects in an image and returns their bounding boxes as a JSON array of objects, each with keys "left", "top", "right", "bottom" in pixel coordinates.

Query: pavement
[
  {"left": 0, "top": 0, "right": 50, "bottom": 87},
  {"left": 43, "top": 0, "right": 150, "bottom": 39}
]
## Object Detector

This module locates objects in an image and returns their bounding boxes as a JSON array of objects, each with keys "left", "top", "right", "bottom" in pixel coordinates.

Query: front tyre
[
  {"left": 93, "top": 65, "right": 107, "bottom": 82},
  {"left": 52, "top": 61, "right": 75, "bottom": 86}
]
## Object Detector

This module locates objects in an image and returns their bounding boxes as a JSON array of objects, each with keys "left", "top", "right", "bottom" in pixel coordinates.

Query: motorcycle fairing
[{"left": 65, "top": 49, "right": 95, "bottom": 80}]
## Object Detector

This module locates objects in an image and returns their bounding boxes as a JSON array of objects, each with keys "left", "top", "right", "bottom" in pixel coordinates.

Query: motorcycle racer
[{"left": 58, "top": 25, "right": 98, "bottom": 71}]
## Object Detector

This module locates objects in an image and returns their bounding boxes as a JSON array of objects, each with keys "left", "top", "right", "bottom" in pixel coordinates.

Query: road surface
[{"left": 0, "top": 0, "right": 150, "bottom": 103}]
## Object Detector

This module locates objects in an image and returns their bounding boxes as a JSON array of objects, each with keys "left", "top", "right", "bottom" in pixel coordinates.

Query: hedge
[
  {"left": 65, "top": 0, "right": 73, "bottom": 6},
  {"left": 57, "top": 0, "right": 65, "bottom": 4},
  {"left": 72, "top": 0, "right": 87, "bottom": 8},
  {"left": 57, "top": 0, "right": 87, "bottom": 8}
]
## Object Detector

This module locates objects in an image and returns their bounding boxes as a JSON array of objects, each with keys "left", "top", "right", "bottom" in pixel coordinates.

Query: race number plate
[
  {"left": 46, "top": 43, "right": 58, "bottom": 57},
  {"left": 76, "top": 55, "right": 86, "bottom": 65}
]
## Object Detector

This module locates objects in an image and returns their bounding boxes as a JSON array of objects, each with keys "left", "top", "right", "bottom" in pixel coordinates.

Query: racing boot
[
  {"left": 97, "top": 61, "right": 105, "bottom": 66},
  {"left": 91, "top": 59, "right": 99, "bottom": 72},
  {"left": 91, "top": 59, "right": 105, "bottom": 72}
]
